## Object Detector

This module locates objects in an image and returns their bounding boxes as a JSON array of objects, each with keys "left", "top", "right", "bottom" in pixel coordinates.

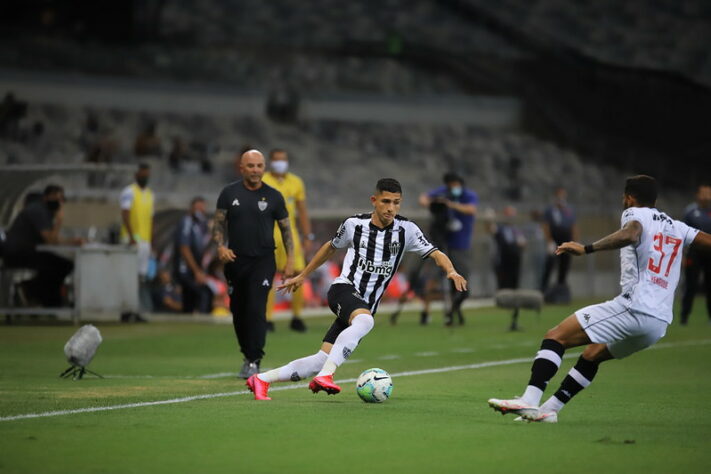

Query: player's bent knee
[
  {"left": 582, "top": 343, "right": 614, "bottom": 363},
  {"left": 348, "top": 309, "right": 374, "bottom": 326}
]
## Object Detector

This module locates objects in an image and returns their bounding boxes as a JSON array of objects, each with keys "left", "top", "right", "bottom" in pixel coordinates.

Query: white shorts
[{"left": 575, "top": 299, "right": 668, "bottom": 359}]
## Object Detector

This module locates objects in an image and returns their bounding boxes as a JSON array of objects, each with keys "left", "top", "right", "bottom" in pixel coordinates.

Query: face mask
[
  {"left": 271, "top": 161, "right": 289, "bottom": 174},
  {"left": 450, "top": 187, "right": 462, "bottom": 197},
  {"left": 46, "top": 200, "right": 60, "bottom": 212},
  {"left": 136, "top": 176, "right": 149, "bottom": 188}
]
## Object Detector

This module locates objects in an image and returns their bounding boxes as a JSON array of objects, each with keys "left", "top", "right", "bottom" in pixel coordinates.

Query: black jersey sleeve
[
  {"left": 272, "top": 190, "right": 288, "bottom": 220},
  {"left": 216, "top": 186, "right": 230, "bottom": 210}
]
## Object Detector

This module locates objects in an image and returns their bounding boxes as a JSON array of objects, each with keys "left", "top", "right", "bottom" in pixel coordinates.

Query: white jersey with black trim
[
  {"left": 613, "top": 207, "right": 699, "bottom": 323},
  {"left": 330, "top": 213, "right": 437, "bottom": 314}
]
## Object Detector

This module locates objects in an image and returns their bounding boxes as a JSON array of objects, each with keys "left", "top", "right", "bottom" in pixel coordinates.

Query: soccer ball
[{"left": 355, "top": 368, "right": 393, "bottom": 403}]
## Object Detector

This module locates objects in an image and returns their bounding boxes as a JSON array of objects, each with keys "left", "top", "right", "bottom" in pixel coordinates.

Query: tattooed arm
[
  {"left": 277, "top": 217, "right": 295, "bottom": 277},
  {"left": 556, "top": 221, "right": 642, "bottom": 256},
  {"left": 212, "top": 209, "right": 236, "bottom": 262}
]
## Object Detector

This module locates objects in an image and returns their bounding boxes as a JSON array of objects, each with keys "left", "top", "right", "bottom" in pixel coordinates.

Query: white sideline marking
[{"left": 2, "top": 338, "right": 710, "bottom": 423}]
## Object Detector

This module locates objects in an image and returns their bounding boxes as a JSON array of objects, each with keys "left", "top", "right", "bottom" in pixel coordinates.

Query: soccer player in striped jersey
[
  {"left": 488, "top": 175, "right": 711, "bottom": 422},
  {"left": 246, "top": 178, "right": 468, "bottom": 400}
]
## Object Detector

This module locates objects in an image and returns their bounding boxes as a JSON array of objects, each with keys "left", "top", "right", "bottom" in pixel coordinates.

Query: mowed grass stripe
[{"left": 2, "top": 338, "right": 709, "bottom": 423}]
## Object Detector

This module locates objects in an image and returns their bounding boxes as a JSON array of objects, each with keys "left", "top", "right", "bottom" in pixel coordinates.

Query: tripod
[{"left": 59, "top": 365, "right": 104, "bottom": 380}]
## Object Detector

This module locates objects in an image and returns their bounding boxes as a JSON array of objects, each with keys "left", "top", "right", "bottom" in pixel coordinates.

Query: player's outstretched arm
[
  {"left": 277, "top": 241, "right": 337, "bottom": 293},
  {"left": 691, "top": 231, "right": 711, "bottom": 254},
  {"left": 429, "top": 250, "right": 468, "bottom": 292},
  {"left": 556, "top": 220, "right": 642, "bottom": 256}
]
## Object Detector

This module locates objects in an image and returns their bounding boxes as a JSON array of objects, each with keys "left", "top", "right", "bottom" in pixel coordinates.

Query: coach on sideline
[{"left": 212, "top": 149, "right": 295, "bottom": 379}]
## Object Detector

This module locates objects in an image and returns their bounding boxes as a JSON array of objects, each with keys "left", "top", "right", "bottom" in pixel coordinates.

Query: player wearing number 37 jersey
[{"left": 488, "top": 175, "right": 711, "bottom": 423}]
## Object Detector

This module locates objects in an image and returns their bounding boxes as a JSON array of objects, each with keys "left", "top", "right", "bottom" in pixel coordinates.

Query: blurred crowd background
[{"left": 0, "top": 0, "right": 709, "bottom": 321}]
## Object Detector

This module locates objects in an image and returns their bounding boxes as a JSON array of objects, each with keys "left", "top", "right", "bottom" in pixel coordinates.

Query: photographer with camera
[{"left": 419, "top": 173, "right": 478, "bottom": 326}]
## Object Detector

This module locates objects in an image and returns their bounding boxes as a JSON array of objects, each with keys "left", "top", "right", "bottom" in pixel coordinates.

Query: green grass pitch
[{"left": 2, "top": 300, "right": 711, "bottom": 473}]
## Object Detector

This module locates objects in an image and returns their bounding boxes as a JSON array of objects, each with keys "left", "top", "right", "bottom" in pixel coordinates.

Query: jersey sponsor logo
[
  {"left": 258, "top": 199, "right": 268, "bottom": 211},
  {"left": 342, "top": 347, "right": 352, "bottom": 360},
  {"left": 262, "top": 279, "right": 270, "bottom": 287},
  {"left": 582, "top": 313, "right": 591, "bottom": 323},
  {"left": 356, "top": 257, "right": 393, "bottom": 276},
  {"left": 652, "top": 212, "right": 673, "bottom": 225},
  {"left": 232, "top": 199, "right": 240, "bottom": 206},
  {"left": 416, "top": 232, "right": 430, "bottom": 248}
]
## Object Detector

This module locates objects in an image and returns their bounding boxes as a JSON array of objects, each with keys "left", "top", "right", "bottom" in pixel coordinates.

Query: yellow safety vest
[{"left": 120, "top": 183, "right": 154, "bottom": 242}]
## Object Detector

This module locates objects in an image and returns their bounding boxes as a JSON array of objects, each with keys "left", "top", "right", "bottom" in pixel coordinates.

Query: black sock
[
  {"left": 527, "top": 339, "right": 565, "bottom": 391},
  {"left": 552, "top": 356, "right": 599, "bottom": 404}
]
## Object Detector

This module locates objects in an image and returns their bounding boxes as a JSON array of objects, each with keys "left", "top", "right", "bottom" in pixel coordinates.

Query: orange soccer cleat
[
  {"left": 309, "top": 375, "right": 341, "bottom": 395},
  {"left": 246, "top": 375, "right": 271, "bottom": 400}
]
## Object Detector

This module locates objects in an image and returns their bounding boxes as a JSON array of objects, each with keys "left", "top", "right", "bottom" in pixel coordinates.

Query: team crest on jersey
[
  {"left": 258, "top": 198, "right": 268, "bottom": 211},
  {"left": 389, "top": 240, "right": 400, "bottom": 255}
]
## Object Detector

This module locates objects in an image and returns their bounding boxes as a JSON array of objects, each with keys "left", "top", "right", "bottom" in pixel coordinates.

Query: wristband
[{"left": 584, "top": 244, "right": 594, "bottom": 254}]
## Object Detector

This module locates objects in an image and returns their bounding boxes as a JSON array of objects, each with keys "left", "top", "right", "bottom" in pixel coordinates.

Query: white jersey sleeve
[
  {"left": 676, "top": 219, "right": 700, "bottom": 248},
  {"left": 119, "top": 185, "right": 134, "bottom": 211},
  {"left": 331, "top": 217, "right": 356, "bottom": 249},
  {"left": 404, "top": 221, "right": 437, "bottom": 259},
  {"left": 620, "top": 207, "right": 646, "bottom": 231}
]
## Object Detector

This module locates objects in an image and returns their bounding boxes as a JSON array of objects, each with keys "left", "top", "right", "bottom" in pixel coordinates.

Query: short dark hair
[
  {"left": 376, "top": 178, "right": 402, "bottom": 195},
  {"left": 43, "top": 184, "right": 64, "bottom": 197},
  {"left": 624, "top": 175, "right": 657, "bottom": 207},
  {"left": 269, "top": 148, "right": 287, "bottom": 159},
  {"left": 138, "top": 163, "right": 150, "bottom": 171},
  {"left": 443, "top": 172, "right": 463, "bottom": 185},
  {"left": 191, "top": 196, "right": 205, "bottom": 206}
]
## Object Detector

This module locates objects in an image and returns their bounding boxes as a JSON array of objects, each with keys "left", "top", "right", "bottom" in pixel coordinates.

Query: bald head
[
  {"left": 241, "top": 149, "right": 264, "bottom": 162},
  {"left": 238, "top": 149, "right": 266, "bottom": 189}
]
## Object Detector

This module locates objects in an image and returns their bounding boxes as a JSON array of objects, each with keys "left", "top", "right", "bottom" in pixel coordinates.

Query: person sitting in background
[
  {"left": 134, "top": 121, "right": 162, "bottom": 157},
  {"left": 173, "top": 196, "right": 212, "bottom": 314},
  {"left": 152, "top": 270, "right": 182, "bottom": 313},
  {"left": 3, "top": 185, "right": 83, "bottom": 306}
]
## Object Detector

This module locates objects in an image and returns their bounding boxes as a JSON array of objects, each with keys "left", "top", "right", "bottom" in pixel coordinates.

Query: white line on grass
[
  {"left": 2, "top": 338, "right": 710, "bottom": 423},
  {"left": 378, "top": 354, "right": 401, "bottom": 360}
]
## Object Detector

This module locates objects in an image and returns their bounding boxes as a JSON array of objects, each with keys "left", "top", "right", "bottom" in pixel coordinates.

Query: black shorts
[{"left": 322, "top": 283, "right": 370, "bottom": 344}]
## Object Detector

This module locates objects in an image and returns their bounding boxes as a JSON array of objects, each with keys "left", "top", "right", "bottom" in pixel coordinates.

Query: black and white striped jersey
[{"left": 330, "top": 213, "right": 437, "bottom": 314}]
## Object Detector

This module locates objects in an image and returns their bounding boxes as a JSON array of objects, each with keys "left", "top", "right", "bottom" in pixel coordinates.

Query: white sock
[
  {"left": 317, "top": 313, "right": 374, "bottom": 377},
  {"left": 257, "top": 351, "right": 328, "bottom": 383},
  {"left": 521, "top": 385, "right": 544, "bottom": 406},
  {"left": 539, "top": 396, "right": 565, "bottom": 413}
]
